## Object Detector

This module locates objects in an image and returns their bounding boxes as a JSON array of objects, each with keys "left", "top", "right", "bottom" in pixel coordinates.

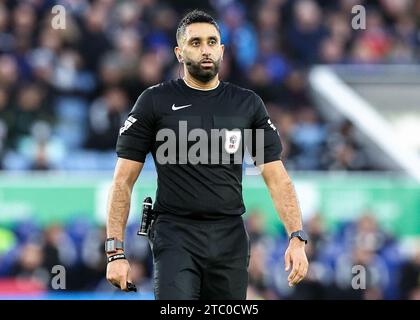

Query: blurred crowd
[
  {"left": 1, "top": 0, "right": 419, "bottom": 171},
  {"left": 0, "top": 212, "right": 419, "bottom": 299},
  {"left": 245, "top": 211, "right": 420, "bottom": 300},
  {"left": 0, "top": 219, "right": 154, "bottom": 294}
]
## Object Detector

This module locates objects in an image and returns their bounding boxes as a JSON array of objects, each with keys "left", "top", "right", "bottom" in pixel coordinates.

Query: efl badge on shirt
[{"left": 224, "top": 130, "right": 242, "bottom": 154}]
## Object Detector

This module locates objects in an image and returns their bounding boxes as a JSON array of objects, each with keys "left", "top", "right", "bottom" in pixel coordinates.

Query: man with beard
[{"left": 105, "top": 10, "right": 309, "bottom": 299}]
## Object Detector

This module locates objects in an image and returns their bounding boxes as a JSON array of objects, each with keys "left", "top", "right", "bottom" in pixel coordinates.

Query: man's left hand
[{"left": 284, "top": 238, "right": 309, "bottom": 287}]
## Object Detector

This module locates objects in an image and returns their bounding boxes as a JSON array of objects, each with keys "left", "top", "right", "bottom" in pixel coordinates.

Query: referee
[{"left": 105, "top": 10, "right": 309, "bottom": 299}]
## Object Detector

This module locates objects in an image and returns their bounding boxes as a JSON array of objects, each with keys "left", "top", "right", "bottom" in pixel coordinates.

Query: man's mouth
[{"left": 200, "top": 59, "right": 214, "bottom": 67}]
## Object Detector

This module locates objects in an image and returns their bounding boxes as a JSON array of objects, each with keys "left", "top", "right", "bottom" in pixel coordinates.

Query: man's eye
[
  {"left": 192, "top": 41, "right": 199, "bottom": 46},
  {"left": 209, "top": 40, "right": 217, "bottom": 45}
]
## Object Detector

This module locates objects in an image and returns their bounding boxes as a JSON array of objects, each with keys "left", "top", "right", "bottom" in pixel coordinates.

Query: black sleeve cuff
[{"left": 117, "top": 151, "right": 147, "bottom": 163}]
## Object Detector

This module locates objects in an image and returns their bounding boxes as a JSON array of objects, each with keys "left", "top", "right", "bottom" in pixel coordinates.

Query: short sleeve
[
  {"left": 247, "top": 93, "right": 282, "bottom": 165},
  {"left": 116, "top": 88, "right": 156, "bottom": 162}
]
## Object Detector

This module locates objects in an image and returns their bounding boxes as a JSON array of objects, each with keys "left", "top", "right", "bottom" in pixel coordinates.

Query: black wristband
[{"left": 107, "top": 253, "right": 126, "bottom": 264}]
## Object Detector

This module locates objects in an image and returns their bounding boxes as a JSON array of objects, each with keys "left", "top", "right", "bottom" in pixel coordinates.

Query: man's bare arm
[
  {"left": 107, "top": 158, "right": 143, "bottom": 247},
  {"left": 259, "top": 160, "right": 308, "bottom": 286},
  {"left": 106, "top": 158, "right": 143, "bottom": 291},
  {"left": 259, "top": 160, "right": 302, "bottom": 235}
]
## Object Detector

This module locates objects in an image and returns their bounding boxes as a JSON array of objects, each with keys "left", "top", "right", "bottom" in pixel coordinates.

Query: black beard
[{"left": 184, "top": 58, "right": 221, "bottom": 83}]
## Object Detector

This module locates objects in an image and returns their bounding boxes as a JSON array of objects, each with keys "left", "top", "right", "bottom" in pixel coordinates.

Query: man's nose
[{"left": 200, "top": 44, "right": 211, "bottom": 55}]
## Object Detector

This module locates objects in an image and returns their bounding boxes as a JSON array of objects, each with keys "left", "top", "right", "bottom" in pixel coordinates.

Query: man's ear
[
  {"left": 174, "top": 47, "right": 183, "bottom": 63},
  {"left": 220, "top": 44, "right": 225, "bottom": 61}
]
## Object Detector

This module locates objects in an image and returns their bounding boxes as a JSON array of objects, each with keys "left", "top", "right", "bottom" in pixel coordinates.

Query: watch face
[
  {"left": 105, "top": 239, "right": 116, "bottom": 253},
  {"left": 105, "top": 238, "right": 124, "bottom": 253},
  {"left": 298, "top": 231, "right": 308, "bottom": 241}
]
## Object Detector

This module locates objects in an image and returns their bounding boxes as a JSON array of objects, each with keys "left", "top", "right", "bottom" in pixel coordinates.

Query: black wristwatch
[
  {"left": 289, "top": 230, "right": 308, "bottom": 244},
  {"left": 105, "top": 237, "right": 124, "bottom": 254}
]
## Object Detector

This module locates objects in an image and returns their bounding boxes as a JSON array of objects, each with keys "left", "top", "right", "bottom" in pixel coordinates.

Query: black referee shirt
[{"left": 116, "top": 79, "right": 282, "bottom": 219}]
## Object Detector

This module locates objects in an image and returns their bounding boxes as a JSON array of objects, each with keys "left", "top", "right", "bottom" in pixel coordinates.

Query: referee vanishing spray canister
[{"left": 137, "top": 196, "right": 154, "bottom": 237}]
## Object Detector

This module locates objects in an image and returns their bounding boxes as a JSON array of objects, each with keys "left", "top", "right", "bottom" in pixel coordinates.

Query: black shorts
[{"left": 148, "top": 213, "right": 251, "bottom": 300}]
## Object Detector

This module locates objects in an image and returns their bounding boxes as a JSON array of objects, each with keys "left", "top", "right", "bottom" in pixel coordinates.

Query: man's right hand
[{"left": 106, "top": 255, "right": 132, "bottom": 291}]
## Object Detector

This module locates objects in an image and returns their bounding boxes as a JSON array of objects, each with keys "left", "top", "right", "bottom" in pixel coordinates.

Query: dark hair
[{"left": 176, "top": 10, "right": 220, "bottom": 44}]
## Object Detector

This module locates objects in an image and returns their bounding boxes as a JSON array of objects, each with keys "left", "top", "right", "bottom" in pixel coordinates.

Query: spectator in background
[
  {"left": 257, "top": 35, "right": 291, "bottom": 84},
  {"left": 350, "top": 9, "right": 392, "bottom": 63},
  {"left": 144, "top": 5, "right": 178, "bottom": 67},
  {"left": 218, "top": 2, "right": 258, "bottom": 71},
  {"left": 324, "top": 120, "right": 373, "bottom": 171},
  {"left": 328, "top": 214, "right": 394, "bottom": 299},
  {"left": 30, "top": 137, "right": 51, "bottom": 170},
  {"left": 4, "top": 81, "right": 62, "bottom": 170},
  {"left": 78, "top": 4, "right": 112, "bottom": 73},
  {"left": 97, "top": 55, "right": 125, "bottom": 93},
  {"left": 124, "top": 51, "right": 165, "bottom": 102},
  {"left": 0, "top": 4, "right": 13, "bottom": 53},
  {"left": 43, "top": 225, "right": 77, "bottom": 271},
  {"left": 11, "top": 3, "right": 37, "bottom": 71},
  {"left": 246, "top": 62, "right": 279, "bottom": 103},
  {"left": 108, "top": 1, "right": 142, "bottom": 41},
  {"left": 380, "top": 0, "right": 411, "bottom": 24},
  {"left": 280, "top": 70, "right": 311, "bottom": 107},
  {"left": 8, "top": 83, "right": 52, "bottom": 148},
  {"left": 388, "top": 12, "right": 417, "bottom": 63},
  {"left": 111, "top": 29, "right": 142, "bottom": 79},
  {"left": 325, "top": 11, "right": 352, "bottom": 49},
  {"left": 85, "top": 87, "right": 129, "bottom": 150},
  {"left": 254, "top": 3, "right": 291, "bottom": 84},
  {"left": 287, "top": 0, "right": 328, "bottom": 66},
  {"left": 288, "top": 107, "right": 327, "bottom": 170},
  {"left": 10, "top": 243, "right": 49, "bottom": 289},
  {"left": 319, "top": 37, "right": 345, "bottom": 64},
  {"left": 333, "top": 245, "right": 390, "bottom": 299},
  {"left": 14, "top": 119, "right": 66, "bottom": 171},
  {"left": 349, "top": 214, "right": 394, "bottom": 254},
  {"left": 0, "top": 54, "right": 18, "bottom": 92}
]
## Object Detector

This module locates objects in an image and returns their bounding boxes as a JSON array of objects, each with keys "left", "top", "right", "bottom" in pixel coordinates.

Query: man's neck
[{"left": 183, "top": 73, "right": 220, "bottom": 91}]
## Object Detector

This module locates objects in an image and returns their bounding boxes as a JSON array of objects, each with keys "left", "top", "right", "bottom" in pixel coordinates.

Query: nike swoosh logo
[{"left": 172, "top": 104, "right": 192, "bottom": 111}]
